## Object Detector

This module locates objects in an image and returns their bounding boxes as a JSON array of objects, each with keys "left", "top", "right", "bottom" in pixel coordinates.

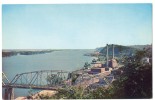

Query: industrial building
[{"left": 89, "top": 44, "right": 118, "bottom": 74}]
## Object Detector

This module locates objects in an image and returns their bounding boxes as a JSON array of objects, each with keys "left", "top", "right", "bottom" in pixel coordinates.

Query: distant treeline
[
  {"left": 2, "top": 52, "right": 18, "bottom": 57},
  {"left": 2, "top": 50, "right": 57, "bottom": 57}
]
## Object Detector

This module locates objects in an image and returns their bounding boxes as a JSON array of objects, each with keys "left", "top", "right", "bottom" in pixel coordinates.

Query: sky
[{"left": 2, "top": 4, "right": 152, "bottom": 49}]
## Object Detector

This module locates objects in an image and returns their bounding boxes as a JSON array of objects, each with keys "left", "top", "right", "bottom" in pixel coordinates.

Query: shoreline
[{"left": 15, "top": 90, "right": 57, "bottom": 100}]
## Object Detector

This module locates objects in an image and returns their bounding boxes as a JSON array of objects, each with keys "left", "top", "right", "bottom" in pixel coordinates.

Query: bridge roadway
[{"left": 3, "top": 84, "right": 63, "bottom": 90}]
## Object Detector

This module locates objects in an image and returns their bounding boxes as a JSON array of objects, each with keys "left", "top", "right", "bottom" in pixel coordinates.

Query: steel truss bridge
[
  {"left": 2, "top": 70, "right": 71, "bottom": 99},
  {"left": 2, "top": 70, "right": 112, "bottom": 100}
]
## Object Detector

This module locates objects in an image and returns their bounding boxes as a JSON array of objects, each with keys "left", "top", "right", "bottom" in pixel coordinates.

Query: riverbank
[
  {"left": 15, "top": 90, "right": 57, "bottom": 100},
  {"left": 32, "top": 90, "right": 57, "bottom": 99},
  {"left": 2, "top": 49, "right": 59, "bottom": 57}
]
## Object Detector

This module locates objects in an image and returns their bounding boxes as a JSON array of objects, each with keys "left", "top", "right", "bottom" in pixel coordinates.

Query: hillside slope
[{"left": 95, "top": 44, "right": 151, "bottom": 56}]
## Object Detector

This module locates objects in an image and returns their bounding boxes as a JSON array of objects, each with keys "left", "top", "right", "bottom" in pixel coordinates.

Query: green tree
[
  {"left": 111, "top": 49, "right": 152, "bottom": 98},
  {"left": 49, "top": 86, "right": 85, "bottom": 99}
]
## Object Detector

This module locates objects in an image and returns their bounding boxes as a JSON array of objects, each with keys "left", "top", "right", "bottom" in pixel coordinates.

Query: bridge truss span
[{"left": 3, "top": 70, "right": 71, "bottom": 90}]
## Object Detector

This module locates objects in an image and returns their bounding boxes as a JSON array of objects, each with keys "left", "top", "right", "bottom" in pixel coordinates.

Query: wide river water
[{"left": 2, "top": 49, "right": 94, "bottom": 98}]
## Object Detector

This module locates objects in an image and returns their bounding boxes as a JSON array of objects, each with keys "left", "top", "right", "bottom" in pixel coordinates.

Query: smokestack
[
  {"left": 112, "top": 44, "right": 114, "bottom": 59},
  {"left": 106, "top": 44, "right": 108, "bottom": 67}
]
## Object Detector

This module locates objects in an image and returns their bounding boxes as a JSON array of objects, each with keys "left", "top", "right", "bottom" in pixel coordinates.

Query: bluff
[{"left": 95, "top": 44, "right": 151, "bottom": 57}]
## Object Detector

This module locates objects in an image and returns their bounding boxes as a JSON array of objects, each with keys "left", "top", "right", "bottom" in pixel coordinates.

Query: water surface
[{"left": 2, "top": 49, "right": 94, "bottom": 98}]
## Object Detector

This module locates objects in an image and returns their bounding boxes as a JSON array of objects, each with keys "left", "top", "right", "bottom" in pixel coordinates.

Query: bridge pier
[{"left": 4, "top": 88, "right": 14, "bottom": 100}]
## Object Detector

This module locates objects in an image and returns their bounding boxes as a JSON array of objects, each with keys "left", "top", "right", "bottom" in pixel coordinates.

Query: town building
[{"left": 89, "top": 44, "right": 118, "bottom": 74}]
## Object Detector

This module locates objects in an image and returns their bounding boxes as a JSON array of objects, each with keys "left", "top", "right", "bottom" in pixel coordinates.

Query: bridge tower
[
  {"left": 4, "top": 88, "right": 14, "bottom": 100},
  {"left": 2, "top": 72, "right": 14, "bottom": 100}
]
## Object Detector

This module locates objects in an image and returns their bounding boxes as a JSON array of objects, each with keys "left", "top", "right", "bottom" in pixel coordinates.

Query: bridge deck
[{"left": 2, "top": 84, "right": 62, "bottom": 90}]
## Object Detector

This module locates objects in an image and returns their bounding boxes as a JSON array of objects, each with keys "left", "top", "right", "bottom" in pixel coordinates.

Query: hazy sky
[{"left": 2, "top": 4, "right": 152, "bottom": 49}]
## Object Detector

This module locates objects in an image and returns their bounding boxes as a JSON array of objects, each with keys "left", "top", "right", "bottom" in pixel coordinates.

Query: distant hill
[
  {"left": 129, "top": 45, "right": 151, "bottom": 50},
  {"left": 95, "top": 44, "right": 151, "bottom": 57}
]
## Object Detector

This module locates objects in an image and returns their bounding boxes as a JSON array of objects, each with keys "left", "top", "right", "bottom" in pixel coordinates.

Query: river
[{"left": 2, "top": 49, "right": 94, "bottom": 98}]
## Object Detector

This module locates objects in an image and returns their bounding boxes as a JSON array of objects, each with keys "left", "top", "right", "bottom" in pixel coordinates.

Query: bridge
[{"left": 2, "top": 70, "right": 71, "bottom": 100}]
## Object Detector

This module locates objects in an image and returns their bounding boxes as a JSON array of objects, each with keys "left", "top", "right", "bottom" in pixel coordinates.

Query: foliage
[
  {"left": 99, "top": 44, "right": 137, "bottom": 57},
  {"left": 38, "top": 94, "right": 50, "bottom": 99},
  {"left": 49, "top": 86, "right": 85, "bottom": 99},
  {"left": 46, "top": 74, "right": 63, "bottom": 86},
  {"left": 71, "top": 73, "right": 79, "bottom": 84},
  {"left": 83, "top": 62, "right": 90, "bottom": 69},
  {"left": 111, "top": 49, "right": 152, "bottom": 98},
  {"left": 86, "top": 87, "right": 113, "bottom": 99},
  {"left": 26, "top": 95, "right": 33, "bottom": 99}
]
